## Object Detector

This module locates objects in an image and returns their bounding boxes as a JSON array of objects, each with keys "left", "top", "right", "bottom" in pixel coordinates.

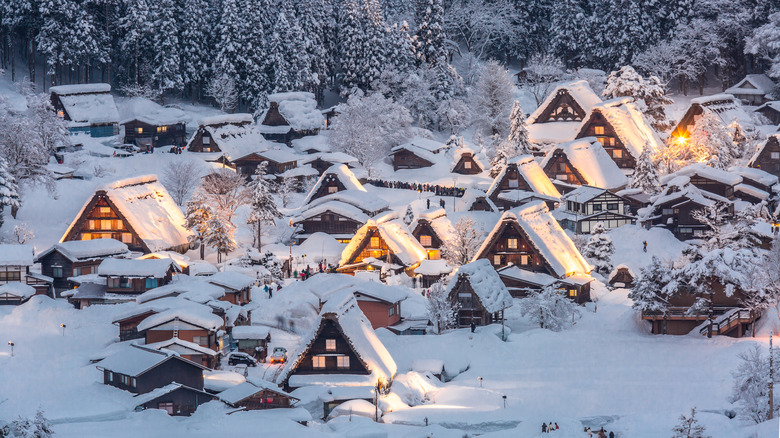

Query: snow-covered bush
[
  {"left": 425, "top": 281, "right": 459, "bottom": 334},
  {"left": 671, "top": 407, "right": 709, "bottom": 438},
  {"left": 603, "top": 66, "right": 672, "bottom": 131},
  {"left": 729, "top": 344, "right": 780, "bottom": 423},
  {"left": 582, "top": 222, "right": 614, "bottom": 275},
  {"left": 518, "top": 286, "right": 581, "bottom": 331}
]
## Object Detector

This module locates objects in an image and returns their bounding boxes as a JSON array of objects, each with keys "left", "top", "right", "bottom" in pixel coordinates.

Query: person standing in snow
[
  {"left": 643, "top": 241, "right": 647, "bottom": 252},
  {"left": 427, "top": 198, "right": 430, "bottom": 209},
  {"left": 554, "top": 422, "right": 559, "bottom": 430},
  {"left": 470, "top": 321, "right": 476, "bottom": 333},
  {"left": 608, "top": 431, "right": 614, "bottom": 438},
  {"left": 548, "top": 422, "right": 553, "bottom": 432},
  {"left": 542, "top": 423, "right": 547, "bottom": 433},
  {"left": 597, "top": 428, "right": 606, "bottom": 438}
]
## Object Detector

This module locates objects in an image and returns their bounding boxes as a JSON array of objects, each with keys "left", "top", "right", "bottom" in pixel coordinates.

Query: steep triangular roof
[
  {"left": 277, "top": 292, "right": 397, "bottom": 386},
  {"left": 540, "top": 138, "right": 628, "bottom": 190},
  {"left": 445, "top": 259, "right": 513, "bottom": 313},
  {"left": 725, "top": 74, "right": 775, "bottom": 96},
  {"left": 486, "top": 155, "right": 561, "bottom": 200},
  {"left": 528, "top": 80, "right": 602, "bottom": 124},
  {"left": 303, "top": 164, "right": 366, "bottom": 205},
  {"left": 576, "top": 98, "right": 663, "bottom": 161},
  {"left": 339, "top": 219, "right": 427, "bottom": 267},
  {"left": 473, "top": 201, "right": 591, "bottom": 277}
]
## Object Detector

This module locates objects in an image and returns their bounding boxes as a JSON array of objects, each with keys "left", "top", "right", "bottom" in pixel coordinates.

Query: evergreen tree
[
  {"left": 425, "top": 281, "right": 459, "bottom": 334},
  {"left": 671, "top": 408, "right": 710, "bottom": 438},
  {"left": 629, "top": 145, "right": 661, "bottom": 194},
  {"left": 603, "top": 66, "right": 672, "bottom": 131},
  {"left": 206, "top": 214, "right": 236, "bottom": 264},
  {"left": 268, "top": 5, "right": 312, "bottom": 93},
  {"left": 213, "top": 0, "right": 246, "bottom": 104},
  {"left": 118, "top": 0, "right": 152, "bottom": 86},
  {"left": 518, "top": 285, "right": 582, "bottom": 331},
  {"left": 296, "top": 0, "right": 336, "bottom": 100},
  {"left": 414, "top": 0, "right": 446, "bottom": 66},
  {"left": 338, "top": 0, "right": 366, "bottom": 93},
  {"left": 149, "top": 0, "right": 182, "bottom": 102},
  {"left": 507, "top": 100, "right": 532, "bottom": 155},
  {"left": 247, "top": 162, "right": 282, "bottom": 249},
  {"left": 549, "top": 0, "right": 587, "bottom": 67},
  {"left": 687, "top": 112, "right": 739, "bottom": 169},
  {"left": 184, "top": 191, "right": 214, "bottom": 260},
  {"left": 241, "top": 0, "right": 274, "bottom": 108},
  {"left": 180, "top": 0, "right": 213, "bottom": 103},
  {"left": 583, "top": 222, "right": 615, "bottom": 275},
  {"left": 403, "top": 204, "right": 414, "bottom": 225},
  {"left": 0, "top": 156, "right": 21, "bottom": 228},
  {"left": 628, "top": 256, "right": 672, "bottom": 316},
  {"left": 385, "top": 21, "right": 416, "bottom": 74}
]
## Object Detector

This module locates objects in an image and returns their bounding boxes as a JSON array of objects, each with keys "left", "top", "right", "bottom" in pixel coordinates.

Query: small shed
[
  {"left": 725, "top": 74, "right": 775, "bottom": 105},
  {"left": 231, "top": 325, "right": 271, "bottom": 358},
  {"left": 0, "top": 283, "right": 37, "bottom": 305},
  {"left": 258, "top": 92, "right": 323, "bottom": 144},
  {"left": 50, "top": 83, "right": 119, "bottom": 137},
  {"left": 608, "top": 265, "right": 635, "bottom": 289},
  {"left": 133, "top": 383, "right": 215, "bottom": 416},
  {"left": 218, "top": 379, "right": 298, "bottom": 410},
  {"left": 446, "top": 259, "right": 513, "bottom": 328}
]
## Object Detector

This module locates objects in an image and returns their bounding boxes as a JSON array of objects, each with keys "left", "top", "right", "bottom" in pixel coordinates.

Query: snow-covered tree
[
  {"left": 603, "top": 66, "right": 673, "bottom": 131},
  {"left": 268, "top": 6, "right": 312, "bottom": 93},
  {"left": 278, "top": 176, "right": 300, "bottom": 208},
  {"left": 519, "top": 285, "right": 581, "bottom": 332},
  {"left": 213, "top": 0, "right": 245, "bottom": 104},
  {"left": 207, "top": 73, "right": 238, "bottom": 113},
  {"left": 548, "top": 0, "right": 588, "bottom": 67},
  {"left": 746, "top": 11, "right": 780, "bottom": 80},
  {"left": 338, "top": 0, "right": 387, "bottom": 94},
  {"left": 441, "top": 217, "right": 482, "bottom": 266},
  {"left": 628, "top": 145, "right": 661, "bottom": 194},
  {"left": 436, "top": 97, "right": 470, "bottom": 134},
  {"left": 490, "top": 100, "right": 531, "bottom": 177},
  {"left": 582, "top": 222, "right": 615, "bottom": 275},
  {"left": 671, "top": 408, "right": 709, "bottom": 438},
  {"left": 687, "top": 112, "right": 739, "bottom": 169},
  {"left": 206, "top": 214, "right": 236, "bottom": 264},
  {"left": 184, "top": 191, "right": 214, "bottom": 260},
  {"left": 11, "top": 408, "right": 53, "bottom": 438},
  {"left": 425, "top": 281, "right": 458, "bottom": 334},
  {"left": 0, "top": 156, "right": 21, "bottom": 226},
  {"left": 149, "top": 0, "right": 182, "bottom": 103},
  {"left": 296, "top": 0, "right": 336, "bottom": 100},
  {"left": 329, "top": 92, "right": 411, "bottom": 175},
  {"left": 470, "top": 60, "right": 514, "bottom": 137},
  {"left": 257, "top": 250, "right": 284, "bottom": 285},
  {"left": 161, "top": 159, "right": 203, "bottom": 206},
  {"left": 180, "top": 0, "right": 213, "bottom": 103},
  {"left": 730, "top": 344, "right": 778, "bottom": 423},
  {"left": 200, "top": 169, "right": 248, "bottom": 222},
  {"left": 12, "top": 223, "right": 34, "bottom": 245},
  {"left": 442, "top": 0, "right": 518, "bottom": 60},
  {"left": 519, "top": 53, "right": 564, "bottom": 106},
  {"left": 403, "top": 204, "right": 414, "bottom": 225},
  {"left": 629, "top": 256, "right": 673, "bottom": 317},
  {"left": 414, "top": 0, "right": 446, "bottom": 66},
  {"left": 118, "top": 0, "right": 152, "bottom": 86},
  {"left": 247, "top": 162, "right": 281, "bottom": 249}
]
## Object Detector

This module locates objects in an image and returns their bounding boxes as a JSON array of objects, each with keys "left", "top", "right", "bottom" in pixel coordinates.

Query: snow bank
[{"left": 0, "top": 244, "right": 34, "bottom": 266}]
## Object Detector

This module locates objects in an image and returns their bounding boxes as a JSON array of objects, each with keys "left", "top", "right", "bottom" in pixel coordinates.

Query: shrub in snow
[
  {"left": 729, "top": 344, "right": 780, "bottom": 423},
  {"left": 582, "top": 222, "right": 614, "bottom": 275},
  {"left": 441, "top": 217, "right": 482, "bottom": 266},
  {"left": 9, "top": 409, "right": 53, "bottom": 438},
  {"left": 519, "top": 286, "right": 581, "bottom": 332},
  {"left": 671, "top": 407, "right": 709, "bottom": 438},
  {"left": 257, "top": 251, "right": 284, "bottom": 285},
  {"left": 12, "top": 223, "right": 34, "bottom": 245},
  {"left": 425, "top": 281, "right": 459, "bottom": 334},
  {"left": 247, "top": 163, "right": 281, "bottom": 249}
]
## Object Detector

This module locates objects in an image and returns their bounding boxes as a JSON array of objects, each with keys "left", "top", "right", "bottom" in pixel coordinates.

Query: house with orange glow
[
  {"left": 336, "top": 219, "right": 427, "bottom": 278},
  {"left": 485, "top": 155, "right": 561, "bottom": 211},
  {"left": 671, "top": 94, "right": 754, "bottom": 141},
  {"left": 409, "top": 209, "right": 454, "bottom": 261}
]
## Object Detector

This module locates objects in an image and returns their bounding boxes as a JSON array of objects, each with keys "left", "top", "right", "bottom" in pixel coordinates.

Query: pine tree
[
  {"left": 268, "top": 5, "right": 312, "bottom": 93},
  {"left": 583, "top": 222, "right": 615, "bottom": 275},
  {"left": 414, "top": 0, "right": 446, "bottom": 66},
  {"left": 184, "top": 191, "right": 214, "bottom": 260},
  {"left": 518, "top": 285, "right": 582, "bottom": 331},
  {"left": 240, "top": 0, "right": 273, "bottom": 108},
  {"left": 671, "top": 408, "right": 710, "bottom": 438},
  {"left": 206, "top": 214, "right": 236, "bottom": 264},
  {"left": 338, "top": 0, "right": 365, "bottom": 93},
  {"left": 628, "top": 256, "right": 672, "bottom": 316},
  {"left": 118, "top": 0, "right": 152, "bottom": 86},
  {"left": 213, "top": 0, "right": 246, "bottom": 105},
  {"left": 247, "top": 162, "right": 282, "bottom": 250},
  {"left": 0, "top": 156, "right": 21, "bottom": 228},
  {"left": 149, "top": 0, "right": 182, "bottom": 102},
  {"left": 603, "top": 66, "right": 672, "bottom": 131},
  {"left": 385, "top": 21, "right": 416, "bottom": 74},
  {"left": 629, "top": 145, "right": 661, "bottom": 194},
  {"left": 507, "top": 100, "right": 532, "bottom": 155},
  {"left": 403, "top": 204, "right": 414, "bottom": 225},
  {"left": 549, "top": 0, "right": 587, "bottom": 67},
  {"left": 296, "top": 0, "right": 336, "bottom": 100},
  {"left": 180, "top": 0, "right": 213, "bottom": 103}
]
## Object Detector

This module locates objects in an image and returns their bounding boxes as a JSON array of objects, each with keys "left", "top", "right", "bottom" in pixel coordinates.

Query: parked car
[
  {"left": 227, "top": 351, "right": 258, "bottom": 367},
  {"left": 268, "top": 347, "right": 287, "bottom": 364}
]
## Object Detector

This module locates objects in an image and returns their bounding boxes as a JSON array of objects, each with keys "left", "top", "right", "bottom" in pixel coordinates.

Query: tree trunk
[
  {"left": 199, "top": 238, "right": 205, "bottom": 260},
  {"left": 257, "top": 222, "right": 262, "bottom": 249},
  {"left": 9, "top": 33, "right": 14, "bottom": 81}
]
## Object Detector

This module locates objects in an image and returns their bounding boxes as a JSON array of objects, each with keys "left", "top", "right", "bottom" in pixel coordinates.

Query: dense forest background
[{"left": 1, "top": 0, "right": 779, "bottom": 112}]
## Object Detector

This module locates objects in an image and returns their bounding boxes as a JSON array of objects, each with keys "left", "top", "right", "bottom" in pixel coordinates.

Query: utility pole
[{"left": 770, "top": 333, "right": 774, "bottom": 420}]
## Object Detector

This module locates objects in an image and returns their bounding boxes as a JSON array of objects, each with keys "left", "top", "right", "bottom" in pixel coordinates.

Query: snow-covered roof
[
  {"left": 579, "top": 98, "right": 663, "bottom": 160},
  {"left": 62, "top": 175, "right": 192, "bottom": 253},
  {"left": 390, "top": 143, "right": 439, "bottom": 165},
  {"left": 200, "top": 123, "right": 271, "bottom": 161},
  {"left": 135, "top": 278, "right": 225, "bottom": 304},
  {"left": 35, "top": 239, "right": 128, "bottom": 263},
  {"left": 447, "top": 259, "right": 513, "bottom": 313},
  {"left": 297, "top": 200, "right": 370, "bottom": 223},
  {"left": 218, "top": 380, "right": 296, "bottom": 406},
  {"left": 207, "top": 271, "right": 255, "bottom": 291},
  {"left": 98, "top": 258, "right": 178, "bottom": 278},
  {"left": 414, "top": 259, "right": 453, "bottom": 277},
  {"left": 474, "top": 201, "right": 591, "bottom": 277},
  {"left": 487, "top": 155, "right": 561, "bottom": 200},
  {"left": 560, "top": 185, "right": 610, "bottom": 204},
  {"left": 456, "top": 188, "right": 497, "bottom": 212},
  {"left": 728, "top": 166, "right": 779, "bottom": 187},
  {"left": 0, "top": 283, "right": 36, "bottom": 300},
  {"left": 230, "top": 325, "right": 270, "bottom": 340},
  {"left": 305, "top": 189, "right": 388, "bottom": 215},
  {"left": 238, "top": 148, "right": 300, "bottom": 165},
  {"left": 667, "top": 164, "right": 742, "bottom": 186},
  {"left": 145, "top": 337, "right": 218, "bottom": 357},
  {"left": 118, "top": 97, "right": 187, "bottom": 125},
  {"left": 301, "top": 151, "right": 359, "bottom": 166},
  {"left": 0, "top": 244, "right": 34, "bottom": 266},
  {"left": 393, "top": 137, "right": 448, "bottom": 154},
  {"left": 755, "top": 100, "right": 780, "bottom": 114},
  {"left": 97, "top": 344, "right": 206, "bottom": 376},
  {"left": 497, "top": 265, "right": 558, "bottom": 287},
  {"left": 528, "top": 80, "right": 603, "bottom": 124},
  {"left": 748, "top": 134, "right": 780, "bottom": 166},
  {"left": 608, "top": 264, "right": 635, "bottom": 282},
  {"left": 302, "top": 164, "right": 366, "bottom": 205},
  {"left": 686, "top": 94, "right": 757, "bottom": 131},
  {"left": 52, "top": 83, "right": 119, "bottom": 125},
  {"left": 725, "top": 74, "right": 775, "bottom": 97},
  {"left": 198, "top": 113, "right": 253, "bottom": 127},
  {"left": 292, "top": 134, "right": 331, "bottom": 153},
  {"left": 541, "top": 138, "right": 628, "bottom": 190},
  {"left": 278, "top": 291, "right": 397, "bottom": 386},
  {"left": 261, "top": 92, "right": 324, "bottom": 131},
  {"left": 137, "top": 306, "right": 224, "bottom": 332},
  {"left": 451, "top": 147, "right": 488, "bottom": 172},
  {"left": 339, "top": 219, "right": 427, "bottom": 267},
  {"left": 735, "top": 183, "right": 770, "bottom": 200}
]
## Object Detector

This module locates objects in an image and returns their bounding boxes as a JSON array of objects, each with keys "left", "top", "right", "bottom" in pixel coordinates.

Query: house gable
[
  {"left": 61, "top": 192, "right": 148, "bottom": 253},
  {"left": 391, "top": 148, "right": 435, "bottom": 170},
  {"left": 488, "top": 163, "right": 534, "bottom": 203},
  {"left": 534, "top": 89, "right": 589, "bottom": 123},
  {"left": 750, "top": 136, "right": 780, "bottom": 176},
  {"left": 576, "top": 111, "right": 636, "bottom": 169},
  {"left": 452, "top": 153, "right": 482, "bottom": 174},
  {"left": 340, "top": 227, "right": 399, "bottom": 268},
  {"left": 542, "top": 150, "right": 588, "bottom": 187},
  {"left": 474, "top": 220, "right": 550, "bottom": 274},
  {"left": 260, "top": 102, "right": 290, "bottom": 127},
  {"left": 311, "top": 172, "right": 350, "bottom": 202}
]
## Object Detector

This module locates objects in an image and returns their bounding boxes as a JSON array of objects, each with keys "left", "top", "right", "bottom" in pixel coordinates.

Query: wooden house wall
[
  {"left": 62, "top": 193, "right": 147, "bottom": 253},
  {"left": 145, "top": 328, "right": 218, "bottom": 351},
  {"left": 577, "top": 213, "right": 634, "bottom": 233},
  {"left": 751, "top": 137, "right": 780, "bottom": 177},
  {"left": 672, "top": 104, "right": 708, "bottom": 138},
  {"left": 577, "top": 112, "right": 636, "bottom": 169},
  {"left": 478, "top": 222, "right": 550, "bottom": 273},
  {"left": 236, "top": 389, "right": 295, "bottom": 410},
  {"left": 300, "top": 212, "right": 363, "bottom": 236},
  {"left": 756, "top": 106, "right": 780, "bottom": 125},
  {"left": 447, "top": 276, "right": 494, "bottom": 327},
  {"left": 118, "top": 311, "right": 157, "bottom": 341},
  {"left": 234, "top": 156, "right": 297, "bottom": 179},
  {"left": 187, "top": 128, "right": 220, "bottom": 153},
  {"left": 138, "top": 387, "right": 214, "bottom": 416},
  {"left": 356, "top": 299, "right": 401, "bottom": 329},
  {"left": 609, "top": 268, "right": 634, "bottom": 287},
  {"left": 261, "top": 103, "right": 289, "bottom": 127},
  {"left": 452, "top": 154, "right": 482, "bottom": 175},
  {"left": 543, "top": 153, "right": 587, "bottom": 186},
  {"left": 535, "top": 90, "right": 588, "bottom": 123},
  {"left": 290, "top": 319, "right": 370, "bottom": 375},
  {"left": 392, "top": 149, "right": 433, "bottom": 170},
  {"left": 123, "top": 120, "right": 187, "bottom": 148},
  {"left": 105, "top": 269, "right": 172, "bottom": 294},
  {"left": 50, "top": 94, "right": 72, "bottom": 121},
  {"left": 468, "top": 197, "right": 494, "bottom": 212},
  {"left": 0, "top": 265, "right": 27, "bottom": 284},
  {"left": 38, "top": 251, "right": 105, "bottom": 291},
  {"left": 650, "top": 199, "right": 717, "bottom": 240},
  {"left": 310, "top": 174, "right": 349, "bottom": 202},
  {"left": 687, "top": 176, "right": 734, "bottom": 199}
]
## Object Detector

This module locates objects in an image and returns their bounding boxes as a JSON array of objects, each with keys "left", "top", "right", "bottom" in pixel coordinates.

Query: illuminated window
[
  {"left": 370, "top": 237, "right": 380, "bottom": 248},
  {"left": 157, "top": 126, "right": 168, "bottom": 133},
  {"left": 100, "top": 220, "right": 112, "bottom": 230},
  {"left": 609, "top": 138, "right": 615, "bottom": 146},
  {"left": 594, "top": 126, "right": 605, "bottom": 135},
  {"left": 521, "top": 255, "right": 529, "bottom": 265},
  {"left": 312, "top": 356, "right": 326, "bottom": 369},
  {"left": 325, "top": 339, "right": 336, "bottom": 351},
  {"left": 81, "top": 234, "right": 92, "bottom": 240},
  {"left": 57, "top": 110, "right": 64, "bottom": 118},
  {"left": 420, "top": 235, "right": 432, "bottom": 247},
  {"left": 569, "top": 289, "right": 577, "bottom": 297},
  {"left": 493, "top": 255, "right": 501, "bottom": 265},
  {"left": 99, "top": 207, "right": 111, "bottom": 216},
  {"left": 88, "top": 220, "right": 97, "bottom": 229},
  {"left": 612, "top": 149, "right": 622, "bottom": 158},
  {"left": 328, "top": 186, "right": 338, "bottom": 194},
  {"left": 464, "top": 161, "right": 472, "bottom": 169},
  {"left": 135, "top": 127, "right": 143, "bottom": 134},
  {"left": 121, "top": 233, "right": 132, "bottom": 244},
  {"left": 507, "top": 238, "right": 518, "bottom": 249},
  {"left": 337, "top": 356, "right": 350, "bottom": 369},
  {"left": 556, "top": 174, "right": 568, "bottom": 181},
  {"left": 597, "top": 137, "right": 608, "bottom": 145}
]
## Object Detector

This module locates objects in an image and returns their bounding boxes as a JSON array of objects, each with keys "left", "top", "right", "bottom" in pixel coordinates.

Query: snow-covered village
[{"left": 2, "top": 0, "right": 780, "bottom": 437}]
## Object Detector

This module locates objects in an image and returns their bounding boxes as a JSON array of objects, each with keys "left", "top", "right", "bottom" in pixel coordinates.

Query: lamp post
[
  {"left": 8, "top": 341, "right": 14, "bottom": 357},
  {"left": 770, "top": 333, "right": 774, "bottom": 420},
  {"left": 452, "top": 177, "right": 458, "bottom": 212},
  {"left": 60, "top": 323, "right": 66, "bottom": 337},
  {"left": 502, "top": 395, "right": 507, "bottom": 408},
  {"left": 478, "top": 376, "right": 483, "bottom": 388}
]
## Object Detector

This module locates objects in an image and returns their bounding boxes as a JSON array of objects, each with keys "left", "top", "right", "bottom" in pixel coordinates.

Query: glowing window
[
  {"left": 121, "top": 233, "right": 132, "bottom": 244},
  {"left": 464, "top": 161, "right": 472, "bottom": 169},
  {"left": 135, "top": 127, "right": 143, "bottom": 134},
  {"left": 337, "top": 356, "right": 350, "bottom": 369},
  {"left": 312, "top": 356, "right": 326, "bottom": 369},
  {"left": 328, "top": 186, "right": 338, "bottom": 194},
  {"left": 521, "top": 255, "right": 530, "bottom": 265},
  {"left": 100, "top": 220, "right": 112, "bottom": 230},
  {"left": 594, "top": 126, "right": 605, "bottom": 135},
  {"left": 325, "top": 339, "right": 336, "bottom": 351},
  {"left": 157, "top": 126, "right": 167, "bottom": 133},
  {"left": 612, "top": 149, "right": 622, "bottom": 159},
  {"left": 420, "top": 235, "right": 432, "bottom": 247},
  {"left": 507, "top": 238, "right": 518, "bottom": 249},
  {"left": 569, "top": 289, "right": 577, "bottom": 297},
  {"left": 370, "top": 237, "right": 380, "bottom": 248},
  {"left": 493, "top": 255, "right": 501, "bottom": 265}
]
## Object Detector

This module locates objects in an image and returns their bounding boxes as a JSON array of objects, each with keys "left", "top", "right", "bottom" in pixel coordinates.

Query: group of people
[
  {"left": 541, "top": 422, "right": 559, "bottom": 433},
  {"left": 584, "top": 426, "right": 615, "bottom": 438},
  {"left": 366, "top": 180, "right": 466, "bottom": 198}
]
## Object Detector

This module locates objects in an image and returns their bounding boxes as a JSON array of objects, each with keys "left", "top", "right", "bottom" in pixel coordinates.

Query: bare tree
[
  {"left": 441, "top": 217, "right": 483, "bottom": 266},
  {"left": 207, "top": 72, "right": 238, "bottom": 113},
  {"left": 277, "top": 176, "right": 300, "bottom": 208},
  {"left": 425, "top": 281, "right": 459, "bottom": 334},
  {"left": 671, "top": 407, "right": 710, "bottom": 438},
  {"left": 162, "top": 159, "right": 204, "bottom": 206},
  {"left": 200, "top": 169, "right": 248, "bottom": 222},
  {"left": 518, "top": 53, "right": 565, "bottom": 106}
]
